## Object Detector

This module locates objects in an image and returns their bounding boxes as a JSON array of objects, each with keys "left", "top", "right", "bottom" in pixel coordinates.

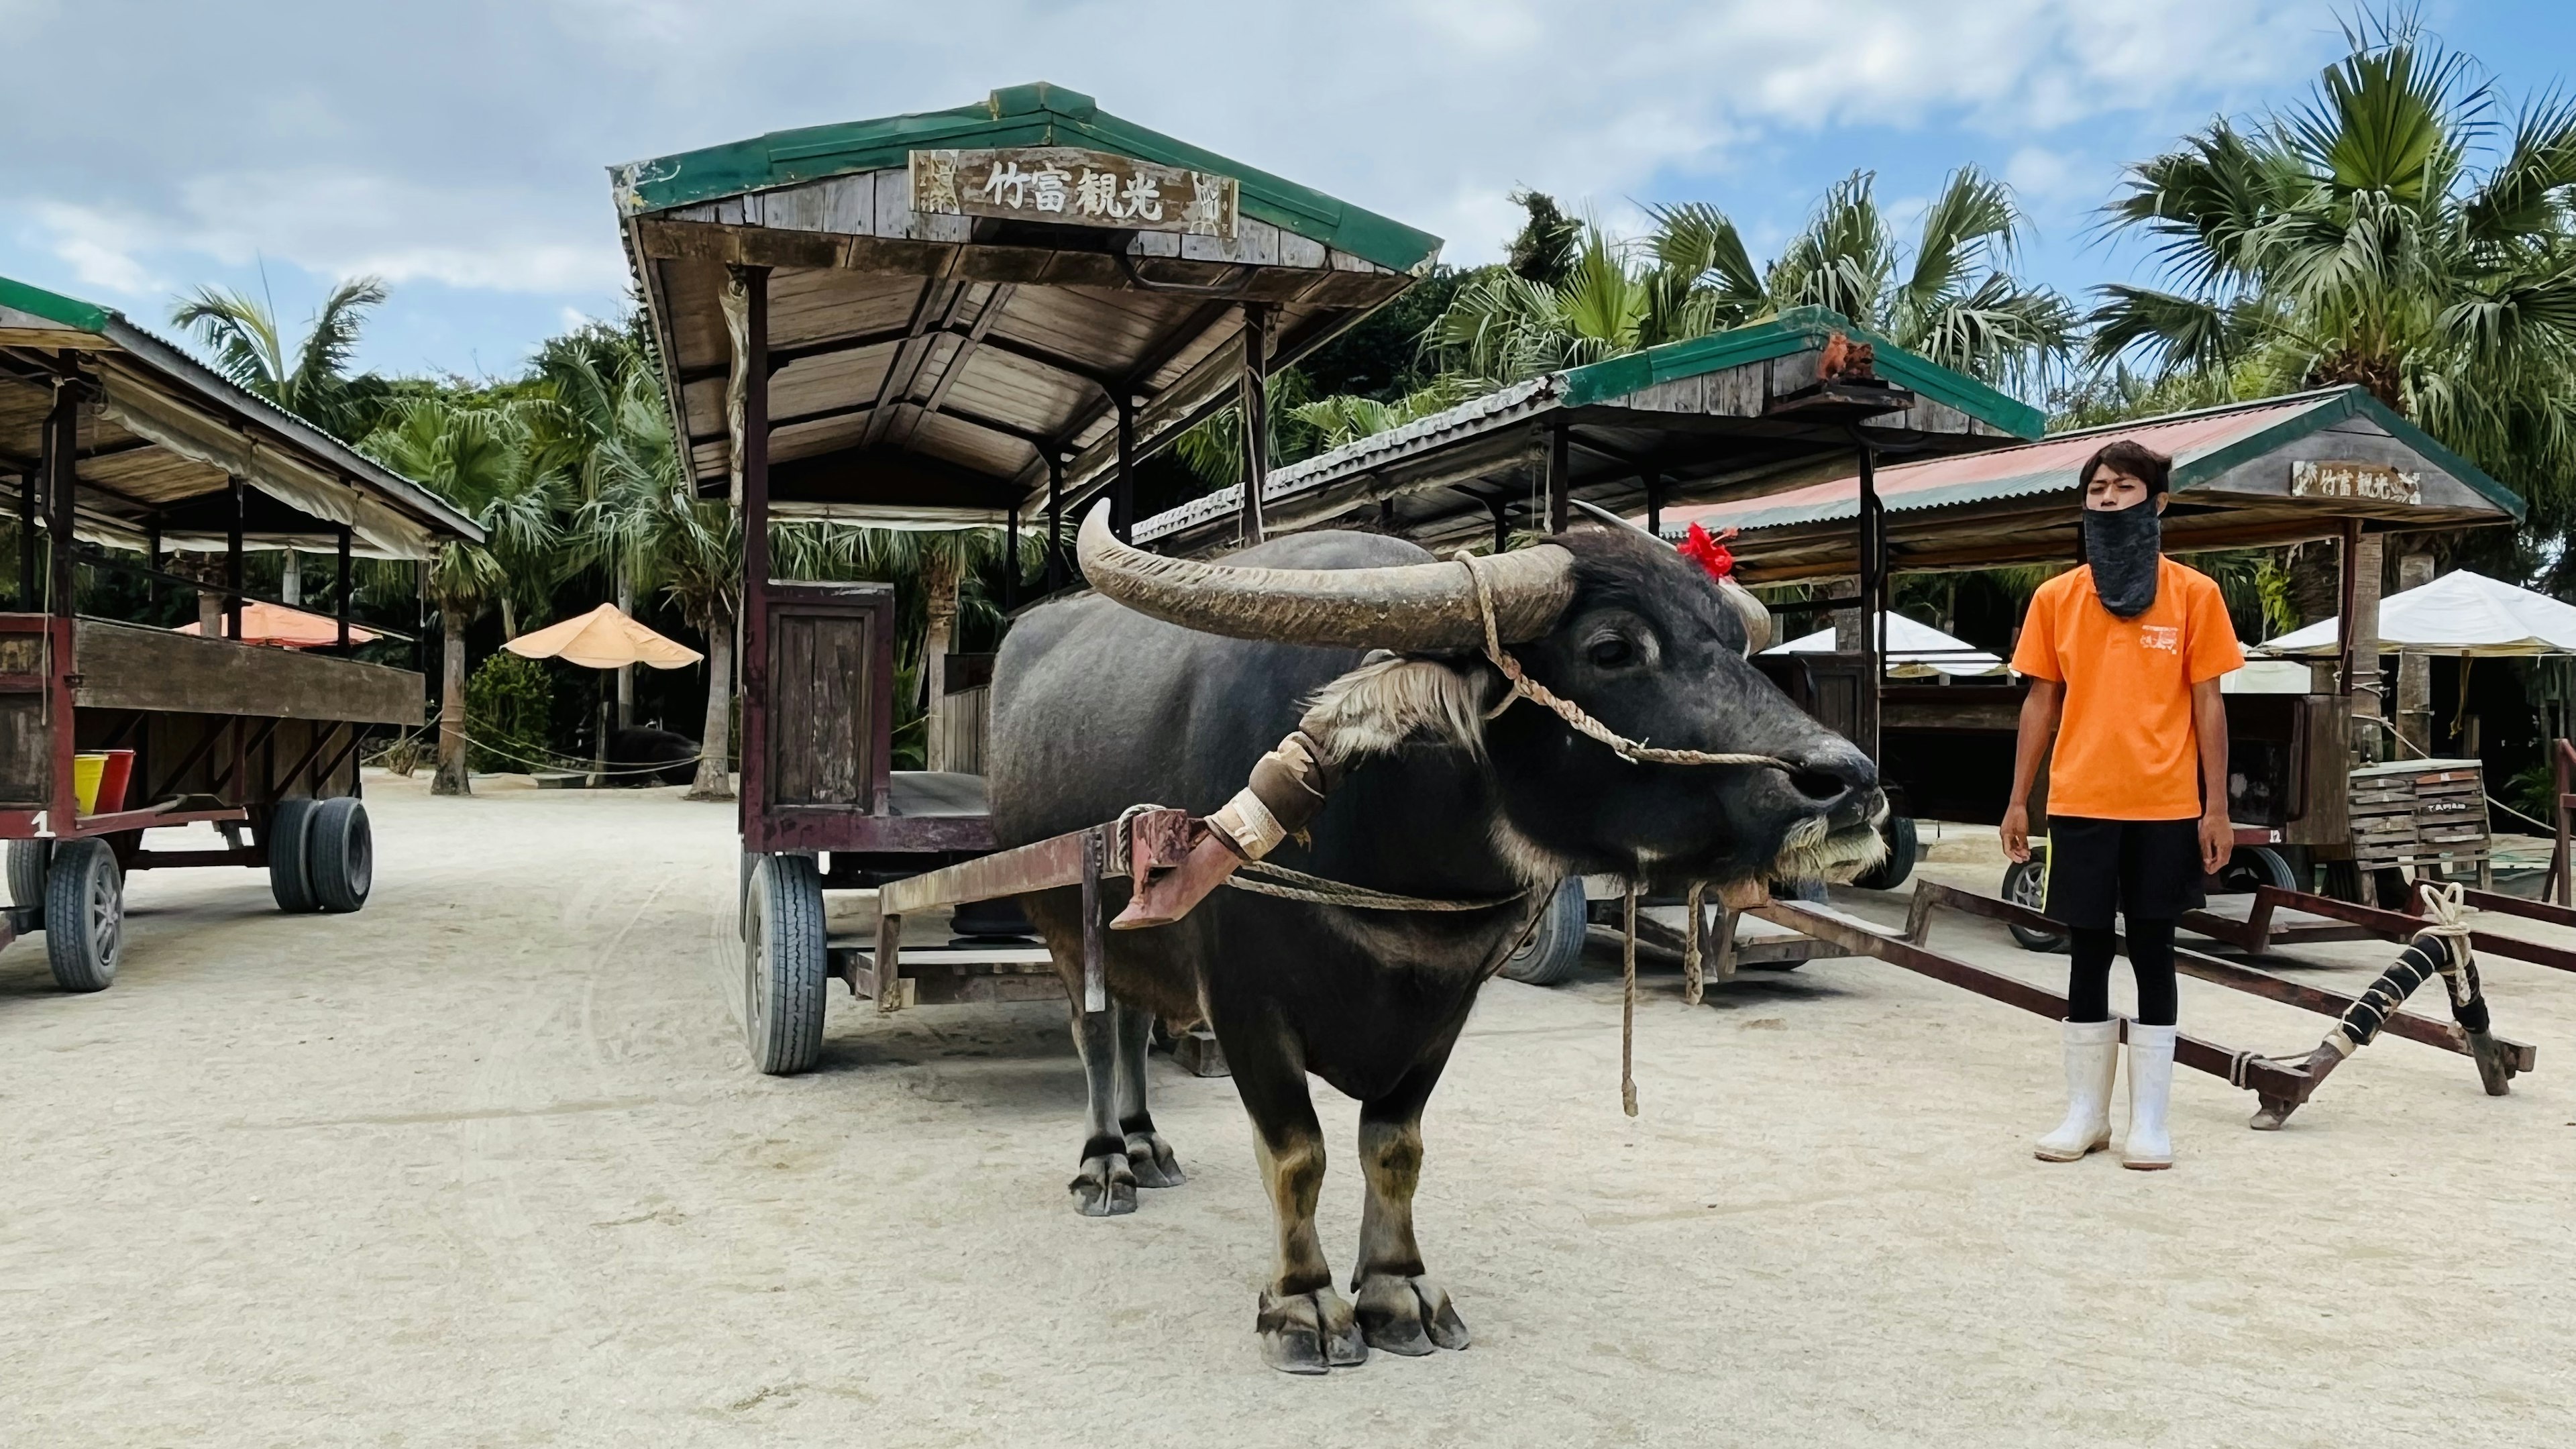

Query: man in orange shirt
[{"left": 2002, "top": 440, "right": 2243, "bottom": 1171}]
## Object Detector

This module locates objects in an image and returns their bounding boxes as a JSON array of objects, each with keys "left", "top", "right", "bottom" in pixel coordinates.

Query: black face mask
[{"left": 2082, "top": 500, "right": 2162, "bottom": 619}]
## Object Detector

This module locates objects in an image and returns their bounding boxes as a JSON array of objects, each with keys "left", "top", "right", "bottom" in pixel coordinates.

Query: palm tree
[
  {"left": 570, "top": 355, "right": 749, "bottom": 800},
  {"left": 2088, "top": 14, "right": 2576, "bottom": 601},
  {"left": 170, "top": 276, "right": 391, "bottom": 438},
  {"left": 361, "top": 396, "right": 563, "bottom": 795},
  {"left": 1426, "top": 171, "right": 2076, "bottom": 392}
]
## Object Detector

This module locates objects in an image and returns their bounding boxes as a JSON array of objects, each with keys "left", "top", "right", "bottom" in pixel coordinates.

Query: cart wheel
[
  {"left": 267, "top": 799, "right": 321, "bottom": 914},
  {"left": 1851, "top": 816, "right": 1919, "bottom": 892},
  {"left": 2214, "top": 845, "right": 2297, "bottom": 895},
  {"left": 7, "top": 838, "right": 51, "bottom": 910},
  {"left": 307, "top": 798, "right": 374, "bottom": 914},
  {"left": 1499, "top": 876, "right": 1589, "bottom": 986},
  {"left": 743, "top": 852, "right": 827, "bottom": 1075},
  {"left": 2000, "top": 855, "right": 2068, "bottom": 953},
  {"left": 44, "top": 838, "right": 123, "bottom": 993}
]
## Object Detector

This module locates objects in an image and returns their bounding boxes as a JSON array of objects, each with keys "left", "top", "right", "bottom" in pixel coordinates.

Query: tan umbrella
[
  {"left": 504, "top": 602, "right": 702, "bottom": 670},
  {"left": 176, "top": 601, "right": 382, "bottom": 649}
]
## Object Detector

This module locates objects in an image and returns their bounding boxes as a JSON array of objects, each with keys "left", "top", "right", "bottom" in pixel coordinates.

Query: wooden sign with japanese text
[
  {"left": 910, "top": 147, "right": 1238, "bottom": 239},
  {"left": 2290, "top": 460, "right": 2422, "bottom": 505}
]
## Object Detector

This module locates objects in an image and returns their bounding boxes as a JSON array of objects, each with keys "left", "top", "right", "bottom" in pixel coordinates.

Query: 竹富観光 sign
[
  {"left": 2290, "top": 460, "right": 2422, "bottom": 505},
  {"left": 910, "top": 148, "right": 1238, "bottom": 239}
]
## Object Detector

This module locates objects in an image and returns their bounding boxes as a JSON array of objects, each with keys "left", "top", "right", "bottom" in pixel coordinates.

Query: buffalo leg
[
  {"left": 1067, "top": 1004, "right": 1136, "bottom": 1217},
  {"left": 1232, "top": 1026, "right": 1366, "bottom": 1374},
  {"left": 1350, "top": 1049, "right": 1470, "bottom": 1354},
  {"left": 1114, "top": 1000, "right": 1185, "bottom": 1188}
]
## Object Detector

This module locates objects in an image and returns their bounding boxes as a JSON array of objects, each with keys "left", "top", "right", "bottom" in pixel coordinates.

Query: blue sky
[{"left": 2, "top": 1, "right": 2565, "bottom": 388}]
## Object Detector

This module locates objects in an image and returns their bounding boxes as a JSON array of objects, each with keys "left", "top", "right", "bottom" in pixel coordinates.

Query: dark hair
[{"left": 2078, "top": 439, "right": 2172, "bottom": 497}]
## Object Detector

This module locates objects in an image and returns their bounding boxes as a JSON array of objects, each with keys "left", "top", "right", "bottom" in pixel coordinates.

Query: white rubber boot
[
  {"left": 2034, "top": 1019, "right": 2120, "bottom": 1161},
  {"left": 2123, "top": 1023, "right": 2177, "bottom": 1171}
]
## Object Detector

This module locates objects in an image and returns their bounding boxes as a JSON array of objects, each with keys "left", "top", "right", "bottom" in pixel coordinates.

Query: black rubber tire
[
  {"left": 744, "top": 853, "right": 828, "bottom": 1075},
  {"left": 2214, "top": 845, "right": 2298, "bottom": 895},
  {"left": 267, "top": 798, "right": 321, "bottom": 914},
  {"left": 1851, "top": 815, "right": 1919, "bottom": 892},
  {"left": 44, "top": 838, "right": 122, "bottom": 993},
  {"left": 7, "top": 838, "right": 50, "bottom": 910},
  {"left": 307, "top": 797, "right": 373, "bottom": 914},
  {"left": 2000, "top": 855, "right": 2070, "bottom": 953},
  {"left": 1499, "top": 876, "right": 1589, "bottom": 986}
]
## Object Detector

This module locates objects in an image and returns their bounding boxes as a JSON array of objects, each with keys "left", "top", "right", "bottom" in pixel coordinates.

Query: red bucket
[{"left": 93, "top": 749, "right": 134, "bottom": 815}]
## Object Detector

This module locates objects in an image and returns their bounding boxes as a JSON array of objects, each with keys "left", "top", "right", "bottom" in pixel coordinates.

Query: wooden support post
[
  {"left": 225, "top": 476, "right": 246, "bottom": 642},
  {"left": 17, "top": 464, "right": 37, "bottom": 611},
  {"left": 1045, "top": 453, "right": 1066, "bottom": 592},
  {"left": 2347, "top": 525, "right": 2383, "bottom": 764},
  {"left": 1240, "top": 302, "right": 1272, "bottom": 547},
  {"left": 1081, "top": 826, "right": 1107, "bottom": 1014},
  {"left": 737, "top": 266, "right": 773, "bottom": 833},
  {"left": 1854, "top": 437, "right": 1885, "bottom": 762},
  {"left": 2555, "top": 741, "right": 2573, "bottom": 906},
  {"left": 1004, "top": 502, "right": 1019, "bottom": 612},
  {"left": 44, "top": 362, "right": 78, "bottom": 617},
  {"left": 1113, "top": 395, "right": 1137, "bottom": 544},
  {"left": 1644, "top": 471, "right": 1662, "bottom": 539},
  {"left": 1488, "top": 497, "right": 1510, "bottom": 555},
  {"left": 335, "top": 525, "right": 352, "bottom": 651},
  {"left": 1544, "top": 419, "right": 1569, "bottom": 535},
  {"left": 2395, "top": 553, "right": 2434, "bottom": 755}
]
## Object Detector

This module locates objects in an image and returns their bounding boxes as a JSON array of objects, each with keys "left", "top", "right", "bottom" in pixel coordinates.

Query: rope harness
[{"left": 1454, "top": 549, "right": 1795, "bottom": 770}]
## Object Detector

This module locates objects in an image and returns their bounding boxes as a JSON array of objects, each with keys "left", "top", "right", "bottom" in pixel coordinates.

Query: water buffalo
[{"left": 987, "top": 504, "right": 1881, "bottom": 1374}]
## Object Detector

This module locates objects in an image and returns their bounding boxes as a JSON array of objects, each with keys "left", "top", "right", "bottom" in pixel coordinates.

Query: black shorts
[{"left": 2042, "top": 816, "right": 2206, "bottom": 930}]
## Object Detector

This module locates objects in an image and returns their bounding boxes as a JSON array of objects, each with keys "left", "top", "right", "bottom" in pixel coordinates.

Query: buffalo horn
[{"left": 1076, "top": 502, "right": 1575, "bottom": 649}]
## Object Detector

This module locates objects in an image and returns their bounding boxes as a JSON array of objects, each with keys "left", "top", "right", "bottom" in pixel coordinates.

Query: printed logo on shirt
[{"left": 2137, "top": 625, "right": 2180, "bottom": 653}]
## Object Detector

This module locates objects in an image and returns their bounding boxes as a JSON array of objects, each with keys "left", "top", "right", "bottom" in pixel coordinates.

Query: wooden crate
[{"left": 2347, "top": 758, "right": 2491, "bottom": 883}]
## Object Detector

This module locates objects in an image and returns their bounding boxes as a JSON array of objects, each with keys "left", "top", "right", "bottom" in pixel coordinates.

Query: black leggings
[{"left": 2067, "top": 920, "right": 2178, "bottom": 1027}]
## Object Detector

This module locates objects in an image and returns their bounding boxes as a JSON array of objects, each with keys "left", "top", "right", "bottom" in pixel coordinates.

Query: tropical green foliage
[
  {"left": 361, "top": 394, "right": 565, "bottom": 636},
  {"left": 2089, "top": 13, "right": 2576, "bottom": 508},
  {"left": 170, "top": 276, "right": 393, "bottom": 437},
  {"left": 464, "top": 652, "right": 553, "bottom": 773},
  {"left": 1426, "top": 172, "right": 2077, "bottom": 392}
]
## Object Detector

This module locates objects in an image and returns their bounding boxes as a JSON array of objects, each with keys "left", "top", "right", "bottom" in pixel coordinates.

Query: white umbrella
[
  {"left": 1764, "top": 612, "right": 2008, "bottom": 678},
  {"left": 2257, "top": 570, "right": 2576, "bottom": 657}
]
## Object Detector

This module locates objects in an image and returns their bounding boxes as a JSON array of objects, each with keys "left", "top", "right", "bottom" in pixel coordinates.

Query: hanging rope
[
  {"left": 1456, "top": 550, "right": 1793, "bottom": 770},
  {"left": 1621, "top": 883, "right": 1640, "bottom": 1118}
]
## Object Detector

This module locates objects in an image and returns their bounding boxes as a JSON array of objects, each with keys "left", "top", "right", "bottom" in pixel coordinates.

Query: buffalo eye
[{"left": 1587, "top": 635, "right": 1638, "bottom": 669}]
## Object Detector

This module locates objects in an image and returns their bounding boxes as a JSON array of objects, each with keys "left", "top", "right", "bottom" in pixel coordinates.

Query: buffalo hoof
[
  {"left": 1256, "top": 1287, "right": 1368, "bottom": 1375},
  {"left": 1353, "top": 1274, "right": 1470, "bottom": 1356},
  {"left": 1126, "top": 1131, "right": 1186, "bottom": 1189},
  {"left": 1069, "top": 1152, "right": 1137, "bottom": 1217}
]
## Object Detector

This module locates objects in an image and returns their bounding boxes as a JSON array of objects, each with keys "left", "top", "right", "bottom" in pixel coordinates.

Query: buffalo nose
[{"left": 1782, "top": 747, "right": 1876, "bottom": 812}]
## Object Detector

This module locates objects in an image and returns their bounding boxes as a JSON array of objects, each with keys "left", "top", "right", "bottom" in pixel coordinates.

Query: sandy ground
[{"left": 4, "top": 773, "right": 2572, "bottom": 1447}]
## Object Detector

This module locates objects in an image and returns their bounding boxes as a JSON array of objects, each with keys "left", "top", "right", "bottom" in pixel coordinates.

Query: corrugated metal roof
[
  {"left": 1134, "top": 376, "right": 1554, "bottom": 542},
  {"left": 1660, "top": 387, "right": 2522, "bottom": 536},
  {"left": 1131, "top": 307, "right": 2046, "bottom": 547},
  {"left": 610, "top": 82, "right": 1443, "bottom": 276},
  {"left": 0, "top": 272, "right": 482, "bottom": 545}
]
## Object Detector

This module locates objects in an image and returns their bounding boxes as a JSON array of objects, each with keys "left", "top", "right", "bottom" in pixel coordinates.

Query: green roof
[
  {"left": 1559, "top": 306, "right": 2047, "bottom": 439},
  {"left": 0, "top": 273, "right": 112, "bottom": 333},
  {"left": 611, "top": 82, "right": 1444, "bottom": 276}
]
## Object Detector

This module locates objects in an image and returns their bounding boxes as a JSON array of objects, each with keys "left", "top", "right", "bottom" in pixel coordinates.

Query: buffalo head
[{"left": 1075, "top": 504, "right": 1882, "bottom": 894}]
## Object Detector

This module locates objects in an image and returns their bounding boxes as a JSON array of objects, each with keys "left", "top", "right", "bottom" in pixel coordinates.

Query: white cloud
[
  {"left": 0, "top": 0, "right": 2341, "bottom": 362},
  {"left": 25, "top": 203, "right": 164, "bottom": 295}
]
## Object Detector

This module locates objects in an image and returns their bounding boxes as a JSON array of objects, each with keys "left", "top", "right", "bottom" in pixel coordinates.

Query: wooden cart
[
  {"left": 614, "top": 83, "right": 1446, "bottom": 1072},
  {"left": 0, "top": 274, "right": 480, "bottom": 989}
]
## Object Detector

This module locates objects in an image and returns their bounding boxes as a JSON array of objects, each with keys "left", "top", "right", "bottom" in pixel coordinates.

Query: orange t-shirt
[{"left": 2010, "top": 556, "right": 2245, "bottom": 820}]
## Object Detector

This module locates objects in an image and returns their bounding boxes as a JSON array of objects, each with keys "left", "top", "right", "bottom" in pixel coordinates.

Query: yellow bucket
[{"left": 72, "top": 752, "right": 109, "bottom": 815}]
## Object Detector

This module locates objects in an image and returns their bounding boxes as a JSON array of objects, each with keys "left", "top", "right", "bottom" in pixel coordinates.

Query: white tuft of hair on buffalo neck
[{"left": 1295, "top": 655, "right": 1491, "bottom": 763}]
